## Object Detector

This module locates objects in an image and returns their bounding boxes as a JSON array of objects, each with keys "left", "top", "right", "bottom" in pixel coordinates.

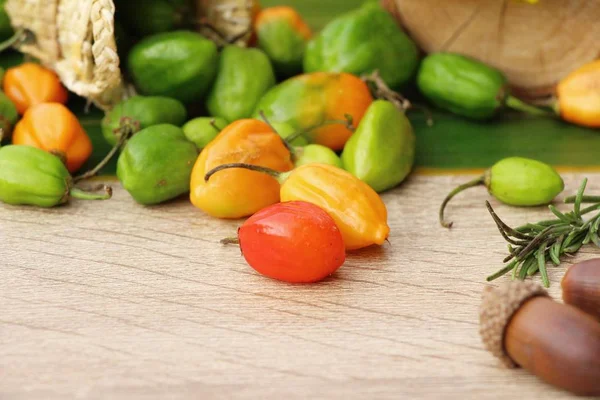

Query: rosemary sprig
[{"left": 486, "top": 178, "right": 600, "bottom": 288}]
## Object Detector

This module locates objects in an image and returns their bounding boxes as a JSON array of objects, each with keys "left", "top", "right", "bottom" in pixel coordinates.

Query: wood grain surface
[{"left": 1, "top": 172, "right": 599, "bottom": 399}]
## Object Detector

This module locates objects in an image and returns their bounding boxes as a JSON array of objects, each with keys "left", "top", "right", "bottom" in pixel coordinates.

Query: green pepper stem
[
  {"left": 73, "top": 121, "right": 135, "bottom": 183},
  {"left": 361, "top": 70, "right": 411, "bottom": 111},
  {"left": 204, "top": 162, "right": 290, "bottom": 184},
  {"left": 258, "top": 110, "right": 296, "bottom": 157},
  {"left": 505, "top": 95, "right": 555, "bottom": 117},
  {"left": 439, "top": 175, "right": 485, "bottom": 228},
  {"left": 209, "top": 119, "right": 223, "bottom": 134},
  {"left": 69, "top": 185, "right": 113, "bottom": 201},
  {"left": 406, "top": 103, "right": 435, "bottom": 127},
  {"left": 283, "top": 116, "right": 356, "bottom": 145}
]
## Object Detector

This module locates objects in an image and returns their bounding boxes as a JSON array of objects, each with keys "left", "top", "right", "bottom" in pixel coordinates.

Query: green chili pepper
[
  {"left": 294, "top": 144, "right": 342, "bottom": 168},
  {"left": 182, "top": 117, "right": 227, "bottom": 150},
  {"left": 341, "top": 100, "right": 415, "bottom": 193},
  {"left": 0, "top": 0, "right": 13, "bottom": 42},
  {"left": 102, "top": 95, "right": 187, "bottom": 146},
  {"left": 255, "top": 6, "right": 312, "bottom": 78},
  {"left": 440, "top": 157, "right": 565, "bottom": 228},
  {"left": 128, "top": 31, "right": 219, "bottom": 104},
  {"left": 303, "top": 2, "right": 419, "bottom": 89},
  {"left": 0, "top": 90, "right": 19, "bottom": 140},
  {"left": 115, "top": 0, "right": 190, "bottom": 37},
  {"left": 117, "top": 124, "right": 198, "bottom": 205},
  {"left": 0, "top": 145, "right": 111, "bottom": 207},
  {"left": 417, "top": 52, "right": 550, "bottom": 120},
  {"left": 206, "top": 46, "right": 276, "bottom": 123}
]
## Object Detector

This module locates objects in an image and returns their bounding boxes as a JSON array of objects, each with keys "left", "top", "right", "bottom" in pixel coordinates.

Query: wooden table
[{"left": 1, "top": 172, "right": 598, "bottom": 399}]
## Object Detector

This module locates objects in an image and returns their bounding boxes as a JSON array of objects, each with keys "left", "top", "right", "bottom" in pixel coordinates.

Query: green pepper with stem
[
  {"left": 117, "top": 124, "right": 198, "bottom": 205},
  {"left": 417, "top": 52, "right": 552, "bottom": 120},
  {"left": 0, "top": 145, "right": 112, "bottom": 207},
  {"left": 439, "top": 157, "right": 564, "bottom": 228},
  {"left": 341, "top": 100, "right": 415, "bottom": 192},
  {"left": 102, "top": 95, "right": 187, "bottom": 146}
]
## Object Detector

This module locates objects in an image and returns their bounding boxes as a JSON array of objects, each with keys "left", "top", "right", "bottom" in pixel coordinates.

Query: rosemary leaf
[
  {"left": 549, "top": 205, "right": 578, "bottom": 224},
  {"left": 486, "top": 259, "right": 519, "bottom": 282},
  {"left": 537, "top": 243, "right": 550, "bottom": 288},
  {"left": 574, "top": 178, "right": 588, "bottom": 219},
  {"left": 583, "top": 229, "right": 592, "bottom": 245},
  {"left": 591, "top": 232, "right": 600, "bottom": 248},
  {"left": 564, "top": 195, "right": 600, "bottom": 204},
  {"left": 519, "top": 256, "right": 536, "bottom": 280},
  {"left": 550, "top": 235, "right": 563, "bottom": 265}
]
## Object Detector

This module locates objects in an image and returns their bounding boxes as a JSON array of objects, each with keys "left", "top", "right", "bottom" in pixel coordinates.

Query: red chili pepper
[{"left": 235, "top": 201, "right": 346, "bottom": 283}]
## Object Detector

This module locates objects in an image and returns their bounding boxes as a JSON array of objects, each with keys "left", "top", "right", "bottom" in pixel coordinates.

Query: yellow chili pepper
[
  {"left": 190, "top": 119, "right": 294, "bottom": 219},
  {"left": 556, "top": 60, "right": 600, "bottom": 128},
  {"left": 205, "top": 163, "right": 390, "bottom": 250}
]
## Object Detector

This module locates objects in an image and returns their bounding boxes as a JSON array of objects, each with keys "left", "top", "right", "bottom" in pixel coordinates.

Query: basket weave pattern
[{"left": 6, "top": 0, "right": 123, "bottom": 110}]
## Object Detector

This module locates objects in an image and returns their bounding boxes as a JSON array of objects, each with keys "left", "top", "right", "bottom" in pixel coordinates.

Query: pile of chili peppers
[{"left": 0, "top": 1, "right": 599, "bottom": 284}]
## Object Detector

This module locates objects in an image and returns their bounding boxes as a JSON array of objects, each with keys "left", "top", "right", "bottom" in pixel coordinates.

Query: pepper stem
[
  {"left": 361, "top": 70, "right": 411, "bottom": 111},
  {"left": 204, "top": 163, "right": 285, "bottom": 183},
  {"left": 210, "top": 119, "right": 223, "bottom": 134},
  {"left": 439, "top": 175, "right": 485, "bottom": 228},
  {"left": 69, "top": 185, "right": 113, "bottom": 201},
  {"left": 505, "top": 95, "right": 555, "bottom": 117},
  {"left": 258, "top": 110, "right": 296, "bottom": 156},
  {"left": 194, "top": 20, "right": 252, "bottom": 47},
  {"left": 283, "top": 115, "right": 356, "bottom": 145},
  {"left": 73, "top": 120, "right": 136, "bottom": 183},
  {"left": 0, "top": 28, "right": 34, "bottom": 52}
]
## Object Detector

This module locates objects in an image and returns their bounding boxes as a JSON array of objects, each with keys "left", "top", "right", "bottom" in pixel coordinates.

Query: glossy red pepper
[{"left": 236, "top": 201, "right": 346, "bottom": 283}]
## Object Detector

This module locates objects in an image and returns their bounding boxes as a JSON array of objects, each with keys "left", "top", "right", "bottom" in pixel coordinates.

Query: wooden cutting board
[{"left": 1, "top": 172, "right": 597, "bottom": 399}]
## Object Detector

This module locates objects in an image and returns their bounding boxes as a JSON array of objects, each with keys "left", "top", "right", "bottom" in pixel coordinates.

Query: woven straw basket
[{"left": 4, "top": 0, "right": 257, "bottom": 111}]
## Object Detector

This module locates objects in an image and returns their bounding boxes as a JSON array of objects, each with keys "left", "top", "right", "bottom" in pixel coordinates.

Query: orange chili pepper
[
  {"left": 3, "top": 63, "right": 68, "bottom": 115},
  {"left": 556, "top": 60, "right": 600, "bottom": 128},
  {"left": 12, "top": 103, "right": 92, "bottom": 173},
  {"left": 255, "top": 72, "right": 373, "bottom": 151},
  {"left": 255, "top": 6, "right": 312, "bottom": 41},
  {"left": 205, "top": 163, "right": 390, "bottom": 250},
  {"left": 190, "top": 119, "right": 294, "bottom": 219},
  {"left": 254, "top": 6, "right": 312, "bottom": 78}
]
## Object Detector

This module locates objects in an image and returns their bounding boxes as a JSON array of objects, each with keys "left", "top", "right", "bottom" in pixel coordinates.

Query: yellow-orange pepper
[
  {"left": 190, "top": 119, "right": 294, "bottom": 219},
  {"left": 205, "top": 163, "right": 390, "bottom": 250},
  {"left": 3, "top": 63, "right": 68, "bottom": 115},
  {"left": 556, "top": 60, "right": 600, "bottom": 128},
  {"left": 12, "top": 103, "right": 92, "bottom": 173}
]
